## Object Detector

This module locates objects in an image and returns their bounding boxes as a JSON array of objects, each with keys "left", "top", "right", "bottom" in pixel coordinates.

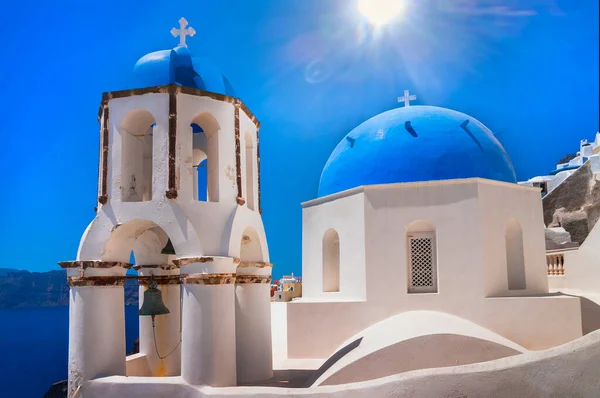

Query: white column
[
  {"left": 62, "top": 262, "right": 128, "bottom": 397},
  {"left": 138, "top": 266, "right": 181, "bottom": 377},
  {"left": 192, "top": 167, "right": 199, "bottom": 201},
  {"left": 235, "top": 271, "right": 273, "bottom": 383},
  {"left": 178, "top": 257, "right": 238, "bottom": 386}
]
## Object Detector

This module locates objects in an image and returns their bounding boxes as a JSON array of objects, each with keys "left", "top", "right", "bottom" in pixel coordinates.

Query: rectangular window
[{"left": 408, "top": 232, "right": 438, "bottom": 293}]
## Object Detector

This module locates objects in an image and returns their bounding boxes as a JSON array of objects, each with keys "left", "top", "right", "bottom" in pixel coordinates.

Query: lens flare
[{"left": 358, "top": 0, "right": 405, "bottom": 26}]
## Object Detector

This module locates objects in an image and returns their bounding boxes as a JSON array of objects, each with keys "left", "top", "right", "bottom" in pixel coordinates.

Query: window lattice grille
[{"left": 409, "top": 236, "right": 436, "bottom": 292}]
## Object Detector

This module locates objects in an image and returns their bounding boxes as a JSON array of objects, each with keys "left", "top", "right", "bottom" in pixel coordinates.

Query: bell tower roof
[{"left": 128, "top": 18, "right": 236, "bottom": 96}]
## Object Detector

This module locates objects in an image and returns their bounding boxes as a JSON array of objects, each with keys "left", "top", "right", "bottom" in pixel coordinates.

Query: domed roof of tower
[
  {"left": 128, "top": 18, "right": 234, "bottom": 96},
  {"left": 130, "top": 45, "right": 236, "bottom": 96},
  {"left": 318, "top": 105, "right": 517, "bottom": 197}
]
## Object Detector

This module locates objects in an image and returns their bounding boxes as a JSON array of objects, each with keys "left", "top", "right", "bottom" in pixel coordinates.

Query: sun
[{"left": 358, "top": 0, "right": 405, "bottom": 26}]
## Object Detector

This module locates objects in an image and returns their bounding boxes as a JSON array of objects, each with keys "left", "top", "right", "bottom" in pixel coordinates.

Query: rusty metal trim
[
  {"left": 256, "top": 126, "right": 262, "bottom": 214},
  {"left": 138, "top": 275, "right": 181, "bottom": 286},
  {"left": 68, "top": 276, "right": 125, "bottom": 287},
  {"left": 234, "top": 101, "right": 243, "bottom": 202},
  {"left": 99, "top": 94, "right": 109, "bottom": 205},
  {"left": 58, "top": 261, "right": 133, "bottom": 270},
  {"left": 237, "top": 261, "right": 274, "bottom": 269},
  {"left": 100, "top": 85, "right": 259, "bottom": 128},
  {"left": 166, "top": 87, "right": 178, "bottom": 199},
  {"left": 182, "top": 273, "right": 236, "bottom": 285},
  {"left": 179, "top": 85, "right": 232, "bottom": 103},
  {"left": 133, "top": 264, "right": 180, "bottom": 271},
  {"left": 236, "top": 275, "right": 272, "bottom": 284},
  {"left": 239, "top": 103, "right": 260, "bottom": 129},
  {"left": 103, "top": 85, "right": 171, "bottom": 100},
  {"left": 171, "top": 256, "right": 215, "bottom": 266}
]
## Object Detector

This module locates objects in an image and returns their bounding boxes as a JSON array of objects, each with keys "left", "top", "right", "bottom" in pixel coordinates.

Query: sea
[{"left": 0, "top": 306, "right": 140, "bottom": 398}]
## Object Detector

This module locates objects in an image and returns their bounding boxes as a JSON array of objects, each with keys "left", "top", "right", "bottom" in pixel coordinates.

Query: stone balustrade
[
  {"left": 546, "top": 248, "right": 579, "bottom": 276},
  {"left": 547, "top": 252, "right": 565, "bottom": 276}
]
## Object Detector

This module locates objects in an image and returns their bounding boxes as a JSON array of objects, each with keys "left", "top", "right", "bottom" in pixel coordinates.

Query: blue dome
[
  {"left": 130, "top": 46, "right": 236, "bottom": 96},
  {"left": 318, "top": 105, "right": 516, "bottom": 197}
]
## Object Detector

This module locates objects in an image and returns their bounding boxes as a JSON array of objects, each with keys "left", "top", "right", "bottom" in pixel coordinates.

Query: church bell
[{"left": 138, "top": 277, "right": 170, "bottom": 317}]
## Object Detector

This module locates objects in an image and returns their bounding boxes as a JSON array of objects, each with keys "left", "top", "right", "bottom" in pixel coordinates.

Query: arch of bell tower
[{"left": 97, "top": 84, "right": 261, "bottom": 209}]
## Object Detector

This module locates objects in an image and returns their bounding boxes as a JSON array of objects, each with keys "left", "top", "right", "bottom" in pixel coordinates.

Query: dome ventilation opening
[
  {"left": 405, "top": 121, "right": 417, "bottom": 137},
  {"left": 460, "top": 120, "right": 484, "bottom": 152},
  {"left": 346, "top": 136, "right": 356, "bottom": 148}
]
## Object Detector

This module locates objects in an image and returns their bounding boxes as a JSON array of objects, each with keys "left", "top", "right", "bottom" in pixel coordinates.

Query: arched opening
[
  {"left": 191, "top": 123, "right": 208, "bottom": 201},
  {"left": 323, "top": 229, "right": 340, "bottom": 292},
  {"left": 126, "top": 251, "right": 140, "bottom": 358},
  {"left": 103, "top": 220, "right": 181, "bottom": 377},
  {"left": 406, "top": 220, "right": 437, "bottom": 294},
  {"left": 120, "top": 109, "right": 156, "bottom": 202},
  {"left": 191, "top": 113, "right": 220, "bottom": 202},
  {"left": 244, "top": 131, "right": 256, "bottom": 210},
  {"left": 240, "top": 227, "right": 264, "bottom": 262},
  {"left": 506, "top": 218, "right": 526, "bottom": 290}
]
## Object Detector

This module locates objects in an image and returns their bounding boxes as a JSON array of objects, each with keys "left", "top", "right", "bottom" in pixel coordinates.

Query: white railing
[{"left": 546, "top": 248, "right": 578, "bottom": 276}]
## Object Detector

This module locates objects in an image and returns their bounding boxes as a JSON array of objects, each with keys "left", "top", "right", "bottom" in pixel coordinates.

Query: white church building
[{"left": 59, "top": 19, "right": 598, "bottom": 398}]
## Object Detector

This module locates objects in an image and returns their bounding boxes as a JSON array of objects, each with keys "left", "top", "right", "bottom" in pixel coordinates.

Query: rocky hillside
[
  {"left": 543, "top": 159, "right": 600, "bottom": 245},
  {"left": 0, "top": 268, "right": 139, "bottom": 308}
]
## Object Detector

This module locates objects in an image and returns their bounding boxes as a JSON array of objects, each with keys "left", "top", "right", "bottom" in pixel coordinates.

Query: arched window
[
  {"left": 406, "top": 220, "right": 437, "bottom": 293},
  {"left": 191, "top": 123, "right": 208, "bottom": 201},
  {"left": 190, "top": 113, "right": 220, "bottom": 202},
  {"left": 244, "top": 131, "right": 256, "bottom": 210},
  {"left": 120, "top": 109, "right": 155, "bottom": 202},
  {"left": 322, "top": 229, "right": 340, "bottom": 292},
  {"left": 506, "top": 218, "right": 526, "bottom": 290}
]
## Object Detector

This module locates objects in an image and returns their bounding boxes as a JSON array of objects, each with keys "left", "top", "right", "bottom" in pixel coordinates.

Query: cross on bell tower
[
  {"left": 398, "top": 89, "right": 417, "bottom": 107},
  {"left": 171, "top": 17, "right": 196, "bottom": 47}
]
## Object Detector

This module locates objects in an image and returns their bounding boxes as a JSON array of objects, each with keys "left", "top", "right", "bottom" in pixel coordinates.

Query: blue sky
[{"left": 0, "top": 0, "right": 597, "bottom": 278}]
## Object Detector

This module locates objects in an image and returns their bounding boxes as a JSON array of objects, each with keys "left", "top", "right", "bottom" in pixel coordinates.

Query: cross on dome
[
  {"left": 171, "top": 17, "right": 196, "bottom": 47},
  {"left": 398, "top": 90, "right": 417, "bottom": 107}
]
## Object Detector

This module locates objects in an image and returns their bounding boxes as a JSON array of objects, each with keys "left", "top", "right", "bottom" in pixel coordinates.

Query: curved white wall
[{"left": 312, "top": 311, "right": 524, "bottom": 386}]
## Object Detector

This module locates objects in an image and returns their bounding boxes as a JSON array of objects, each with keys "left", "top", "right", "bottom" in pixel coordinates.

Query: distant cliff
[
  {"left": 544, "top": 159, "right": 600, "bottom": 244},
  {"left": 0, "top": 268, "right": 139, "bottom": 308}
]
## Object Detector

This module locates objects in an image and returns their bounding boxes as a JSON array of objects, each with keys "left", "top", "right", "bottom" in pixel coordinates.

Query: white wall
[
  {"left": 283, "top": 179, "right": 580, "bottom": 361},
  {"left": 548, "top": 170, "right": 575, "bottom": 193},
  {"left": 557, "top": 217, "right": 600, "bottom": 291},
  {"left": 476, "top": 181, "right": 549, "bottom": 296},
  {"left": 314, "top": 311, "right": 525, "bottom": 386},
  {"left": 363, "top": 180, "right": 485, "bottom": 302},
  {"left": 302, "top": 192, "right": 367, "bottom": 300}
]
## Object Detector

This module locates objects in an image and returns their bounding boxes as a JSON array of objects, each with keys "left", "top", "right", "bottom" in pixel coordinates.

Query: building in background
[
  {"left": 272, "top": 274, "right": 302, "bottom": 302},
  {"left": 520, "top": 133, "right": 600, "bottom": 197}
]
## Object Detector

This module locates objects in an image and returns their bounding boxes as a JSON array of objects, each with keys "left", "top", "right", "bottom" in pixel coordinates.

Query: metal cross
[
  {"left": 397, "top": 90, "right": 417, "bottom": 107},
  {"left": 170, "top": 17, "right": 196, "bottom": 47}
]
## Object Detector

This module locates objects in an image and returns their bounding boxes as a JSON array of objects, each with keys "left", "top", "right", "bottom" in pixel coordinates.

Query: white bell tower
[{"left": 61, "top": 18, "right": 273, "bottom": 396}]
